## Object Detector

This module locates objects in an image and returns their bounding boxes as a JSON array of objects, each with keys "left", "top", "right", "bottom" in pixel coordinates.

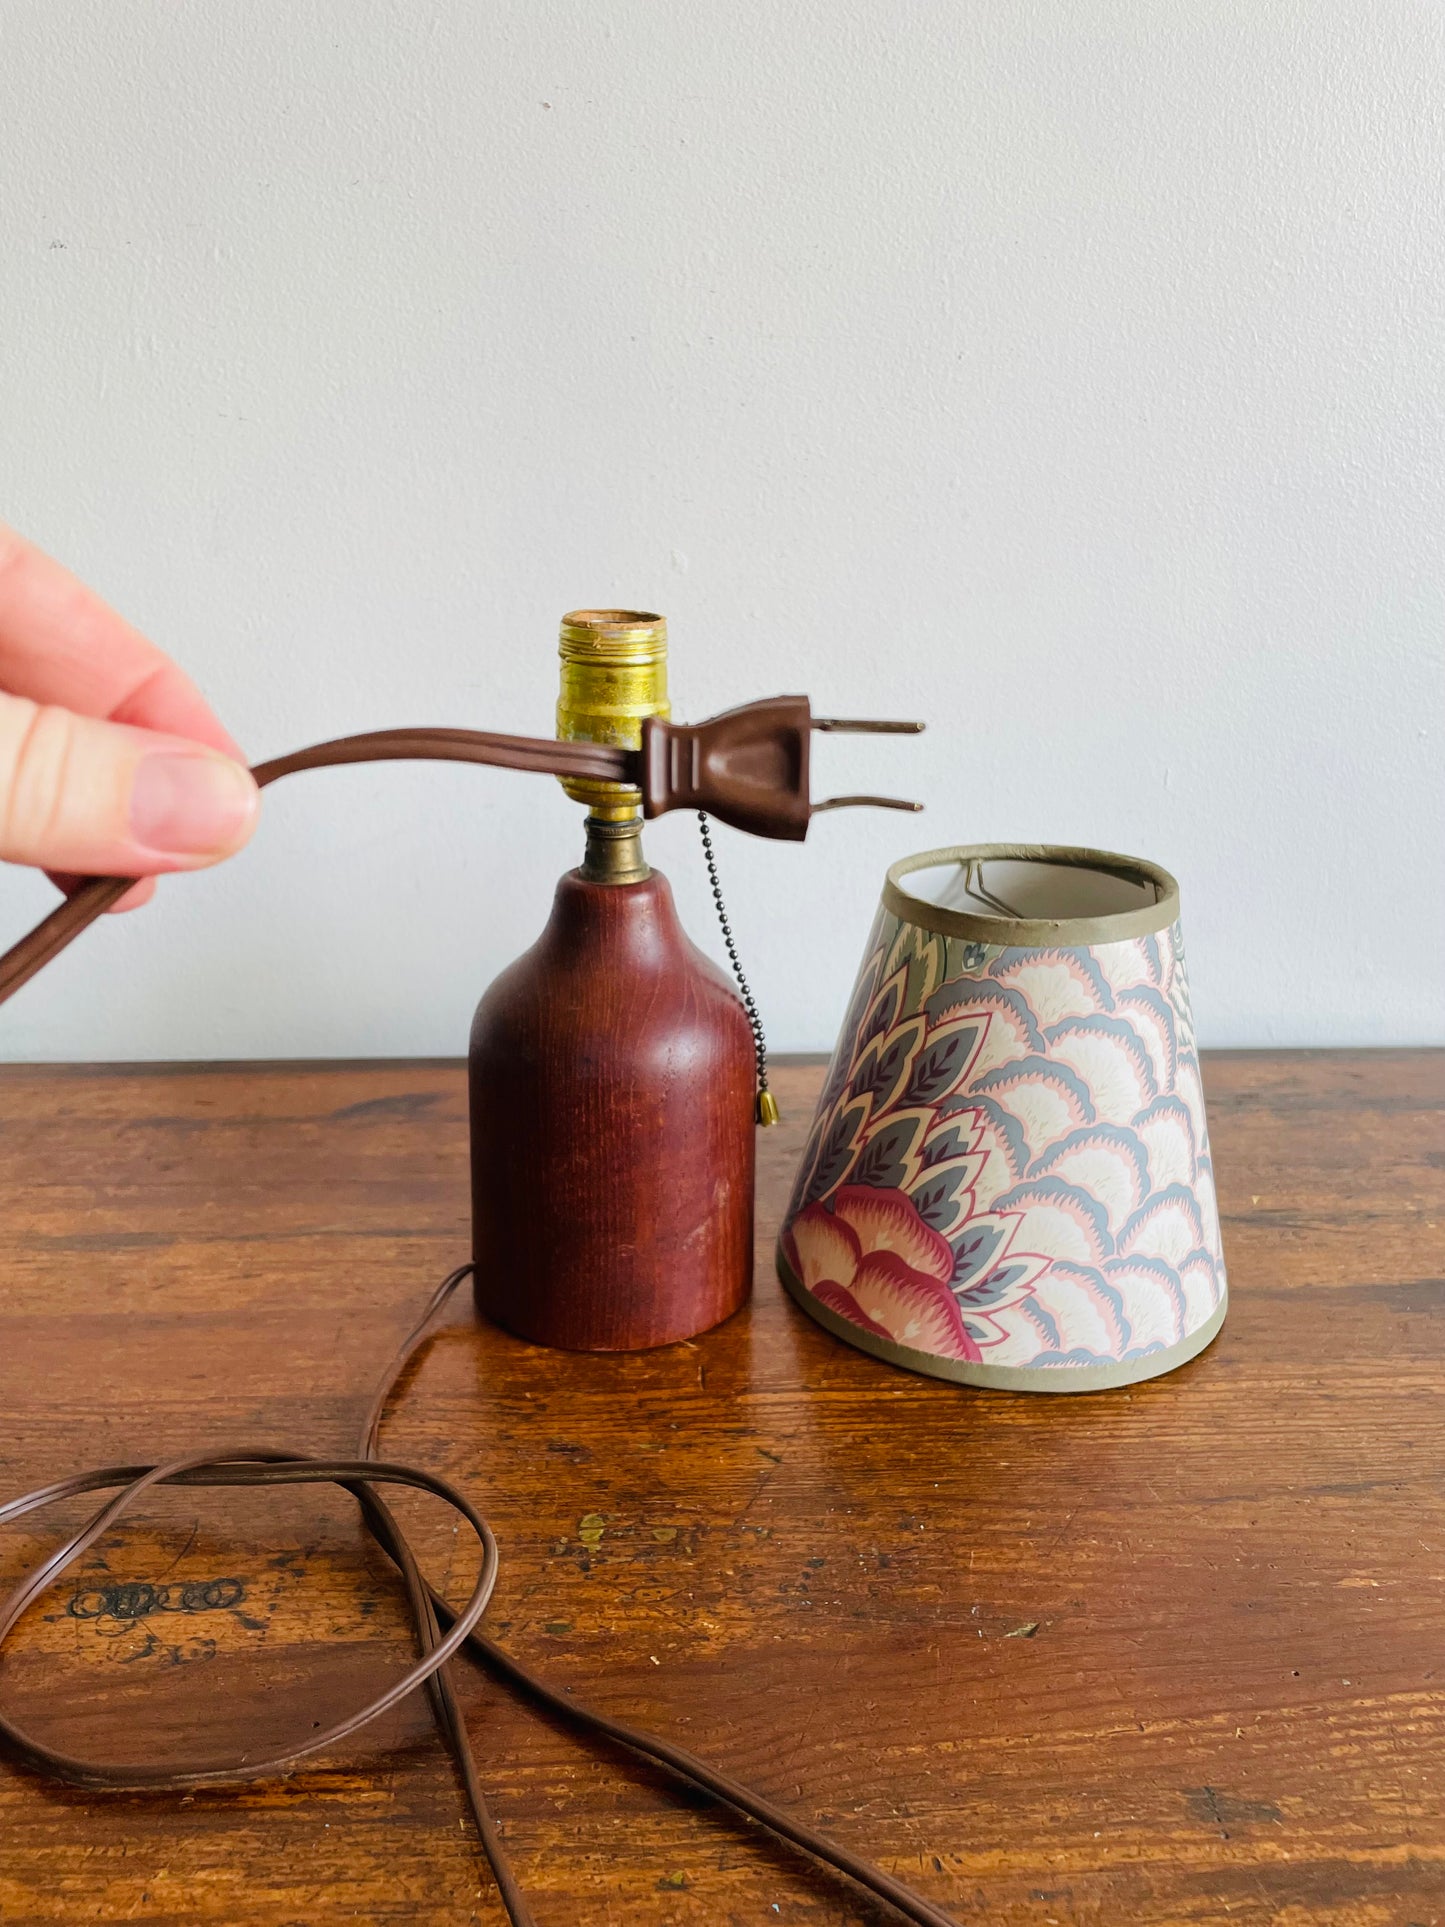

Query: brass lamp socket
[{"left": 556, "top": 609, "right": 670, "bottom": 818}]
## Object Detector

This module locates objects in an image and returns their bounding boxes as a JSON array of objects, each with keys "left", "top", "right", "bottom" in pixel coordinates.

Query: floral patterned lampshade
[{"left": 778, "top": 844, "right": 1228, "bottom": 1392}]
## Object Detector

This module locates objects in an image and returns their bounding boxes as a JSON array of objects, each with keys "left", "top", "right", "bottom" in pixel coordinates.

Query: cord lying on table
[
  {"left": 0, "top": 716, "right": 955, "bottom": 1926},
  {"left": 0, "top": 1263, "right": 958, "bottom": 1927}
]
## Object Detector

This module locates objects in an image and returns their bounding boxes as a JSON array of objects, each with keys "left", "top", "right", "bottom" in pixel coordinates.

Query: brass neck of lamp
[{"left": 580, "top": 811, "right": 650, "bottom": 885}]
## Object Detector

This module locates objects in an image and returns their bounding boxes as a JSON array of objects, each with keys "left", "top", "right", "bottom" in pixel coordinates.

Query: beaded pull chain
[{"left": 697, "top": 811, "right": 778, "bottom": 1125}]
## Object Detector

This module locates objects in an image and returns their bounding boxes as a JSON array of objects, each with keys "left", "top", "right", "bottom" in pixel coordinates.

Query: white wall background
[{"left": 1, "top": 0, "right": 1440, "bottom": 1060}]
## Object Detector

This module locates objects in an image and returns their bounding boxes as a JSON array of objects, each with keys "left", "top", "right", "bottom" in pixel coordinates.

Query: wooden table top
[{"left": 0, "top": 1050, "right": 1441, "bottom": 1926}]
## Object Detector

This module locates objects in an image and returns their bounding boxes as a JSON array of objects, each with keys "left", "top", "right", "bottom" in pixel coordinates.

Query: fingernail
[{"left": 130, "top": 753, "right": 258, "bottom": 857}]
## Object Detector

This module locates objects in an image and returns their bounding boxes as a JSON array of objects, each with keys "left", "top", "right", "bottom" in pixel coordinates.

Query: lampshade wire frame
[{"left": 961, "top": 860, "right": 1029, "bottom": 920}]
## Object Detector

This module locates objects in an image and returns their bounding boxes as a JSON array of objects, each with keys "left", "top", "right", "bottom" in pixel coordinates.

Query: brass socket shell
[{"left": 556, "top": 609, "right": 669, "bottom": 817}]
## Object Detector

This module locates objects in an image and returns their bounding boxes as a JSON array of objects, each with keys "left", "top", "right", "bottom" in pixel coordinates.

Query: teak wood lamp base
[{"left": 469, "top": 843, "right": 755, "bottom": 1351}]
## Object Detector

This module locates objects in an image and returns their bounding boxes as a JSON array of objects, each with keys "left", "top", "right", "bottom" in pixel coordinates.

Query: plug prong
[
  {"left": 812, "top": 718, "right": 926, "bottom": 734},
  {"left": 812, "top": 795, "right": 925, "bottom": 814}
]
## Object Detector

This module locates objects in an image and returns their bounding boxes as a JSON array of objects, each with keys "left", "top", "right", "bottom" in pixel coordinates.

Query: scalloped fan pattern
[{"left": 783, "top": 912, "right": 1226, "bottom": 1369}]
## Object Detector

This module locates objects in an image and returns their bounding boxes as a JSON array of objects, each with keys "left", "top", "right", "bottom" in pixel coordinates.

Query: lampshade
[{"left": 778, "top": 844, "right": 1227, "bottom": 1391}]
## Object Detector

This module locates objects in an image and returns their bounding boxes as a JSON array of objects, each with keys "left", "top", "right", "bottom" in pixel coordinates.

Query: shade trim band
[
  {"left": 881, "top": 843, "right": 1182, "bottom": 946},
  {"left": 778, "top": 1246, "right": 1227, "bottom": 1393}
]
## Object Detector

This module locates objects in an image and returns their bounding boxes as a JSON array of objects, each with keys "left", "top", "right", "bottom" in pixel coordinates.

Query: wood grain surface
[
  {"left": 470, "top": 865, "right": 755, "bottom": 1351},
  {"left": 0, "top": 1050, "right": 1441, "bottom": 1927}
]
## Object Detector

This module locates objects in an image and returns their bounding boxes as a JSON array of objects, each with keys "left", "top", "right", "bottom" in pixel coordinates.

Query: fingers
[
  {"left": 0, "top": 525, "right": 245, "bottom": 759},
  {"left": 0, "top": 693, "right": 259, "bottom": 877},
  {"left": 0, "top": 526, "right": 254, "bottom": 911}
]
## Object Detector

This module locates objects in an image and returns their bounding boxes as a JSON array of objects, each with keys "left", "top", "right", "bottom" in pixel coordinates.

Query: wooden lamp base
[{"left": 468, "top": 854, "right": 756, "bottom": 1351}]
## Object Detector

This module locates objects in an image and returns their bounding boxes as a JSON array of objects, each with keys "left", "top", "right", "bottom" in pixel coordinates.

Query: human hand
[{"left": 0, "top": 525, "right": 259, "bottom": 911}]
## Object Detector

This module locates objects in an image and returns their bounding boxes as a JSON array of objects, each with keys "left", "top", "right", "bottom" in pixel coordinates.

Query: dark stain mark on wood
[
  {"left": 33, "top": 1230, "right": 174, "bottom": 1252},
  {"left": 1184, "top": 1785, "right": 1284, "bottom": 1837},
  {"left": 329, "top": 1092, "right": 444, "bottom": 1121},
  {"left": 68, "top": 1578, "right": 247, "bottom": 1623}
]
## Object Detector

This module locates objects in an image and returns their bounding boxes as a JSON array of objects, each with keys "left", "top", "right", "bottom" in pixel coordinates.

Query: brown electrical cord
[
  {"left": 0, "top": 727, "right": 636, "bottom": 1008},
  {"left": 0, "top": 1262, "right": 960, "bottom": 1927},
  {"left": 0, "top": 703, "right": 922, "bottom": 1005},
  {"left": 0, "top": 729, "right": 960, "bottom": 1926}
]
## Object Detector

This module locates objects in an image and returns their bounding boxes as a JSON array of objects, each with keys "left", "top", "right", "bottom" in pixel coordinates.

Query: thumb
[{"left": 0, "top": 693, "right": 259, "bottom": 877}]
